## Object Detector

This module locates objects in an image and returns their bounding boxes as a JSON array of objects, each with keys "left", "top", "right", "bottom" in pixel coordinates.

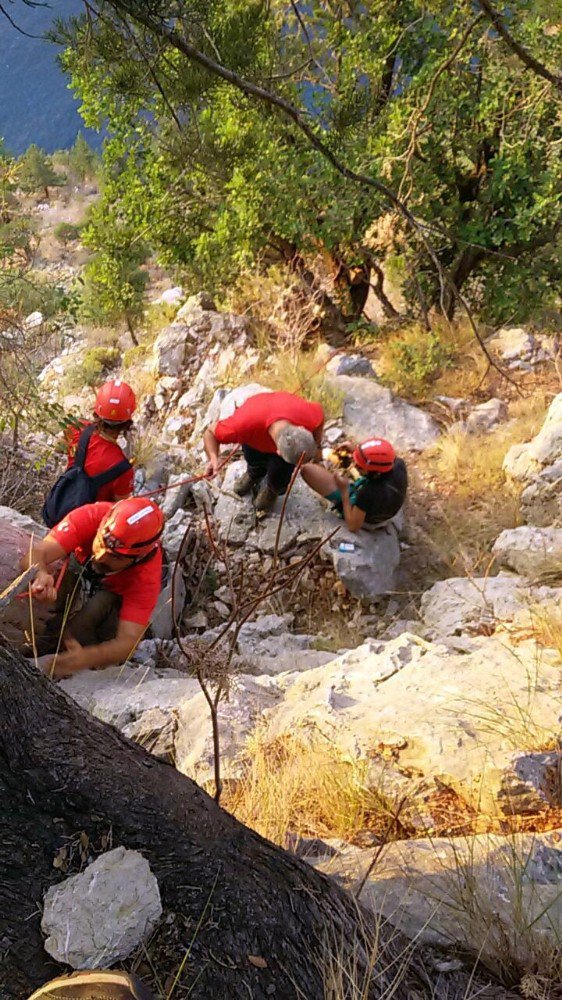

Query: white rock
[
  {"left": 520, "top": 460, "right": 562, "bottom": 527},
  {"left": 160, "top": 473, "right": 192, "bottom": 518},
  {"left": 314, "top": 829, "right": 562, "bottom": 967},
  {"left": 332, "top": 375, "right": 440, "bottom": 452},
  {"left": 60, "top": 664, "right": 199, "bottom": 730},
  {"left": 464, "top": 397, "right": 507, "bottom": 433},
  {"left": 23, "top": 310, "right": 44, "bottom": 330},
  {"left": 503, "top": 393, "right": 562, "bottom": 484},
  {"left": 42, "top": 847, "right": 162, "bottom": 969},
  {"left": 486, "top": 326, "right": 537, "bottom": 361},
  {"left": 263, "top": 633, "right": 562, "bottom": 817},
  {"left": 421, "top": 574, "right": 562, "bottom": 638},
  {"left": 154, "top": 286, "right": 184, "bottom": 307},
  {"left": 492, "top": 526, "right": 562, "bottom": 579}
]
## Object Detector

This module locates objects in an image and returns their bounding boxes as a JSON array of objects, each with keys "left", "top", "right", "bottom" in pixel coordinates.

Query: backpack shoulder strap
[
  {"left": 90, "top": 457, "right": 133, "bottom": 488},
  {"left": 74, "top": 423, "right": 97, "bottom": 470}
]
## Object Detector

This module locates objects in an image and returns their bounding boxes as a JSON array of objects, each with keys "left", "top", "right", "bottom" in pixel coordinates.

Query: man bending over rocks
[
  {"left": 302, "top": 437, "right": 407, "bottom": 532},
  {"left": 21, "top": 497, "right": 164, "bottom": 678},
  {"left": 204, "top": 390, "right": 324, "bottom": 514}
]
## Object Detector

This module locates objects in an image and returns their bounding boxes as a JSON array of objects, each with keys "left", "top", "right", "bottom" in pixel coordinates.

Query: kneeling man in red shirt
[
  {"left": 21, "top": 497, "right": 164, "bottom": 677},
  {"left": 203, "top": 390, "right": 324, "bottom": 513}
]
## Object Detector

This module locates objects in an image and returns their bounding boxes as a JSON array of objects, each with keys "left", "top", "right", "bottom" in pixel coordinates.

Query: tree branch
[{"left": 476, "top": 0, "right": 562, "bottom": 92}]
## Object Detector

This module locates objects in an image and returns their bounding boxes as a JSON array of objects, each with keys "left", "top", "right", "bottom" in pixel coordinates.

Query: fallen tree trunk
[{"left": 0, "top": 643, "right": 425, "bottom": 1000}]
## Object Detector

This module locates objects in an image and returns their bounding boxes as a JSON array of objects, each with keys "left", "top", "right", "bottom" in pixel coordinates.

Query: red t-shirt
[
  {"left": 48, "top": 502, "right": 162, "bottom": 628},
  {"left": 214, "top": 392, "right": 324, "bottom": 453},
  {"left": 66, "top": 422, "right": 134, "bottom": 502}
]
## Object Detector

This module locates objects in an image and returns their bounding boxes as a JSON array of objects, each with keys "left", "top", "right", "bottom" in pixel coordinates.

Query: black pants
[
  {"left": 38, "top": 564, "right": 121, "bottom": 654},
  {"left": 242, "top": 444, "right": 294, "bottom": 495}
]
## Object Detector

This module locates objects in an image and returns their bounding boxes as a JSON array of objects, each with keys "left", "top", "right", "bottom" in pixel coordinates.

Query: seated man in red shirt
[
  {"left": 203, "top": 390, "right": 324, "bottom": 513},
  {"left": 21, "top": 497, "right": 164, "bottom": 678},
  {"left": 65, "top": 379, "right": 137, "bottom": 502}
]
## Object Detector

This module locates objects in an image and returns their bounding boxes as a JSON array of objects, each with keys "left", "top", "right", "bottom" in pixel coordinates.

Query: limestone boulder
[
  {"left": 326, "top": 353, "right": 375, "bottom": 378},
  {"left": 60, "top": 664, "right": 199, "bottom": 733},
  {"left": 486, "top": 326, "right": 538, "bottom": 362},
  {"left": 502, "top": 395, "right": 562, "bottom": 527},
  {"left": 331, "top": 375, "right": 440, "bottom": 452},
  {"left": 313, "top": 829, "right": 562, "bottom": 968},
  {"left": 263, "top": 633, "right": 562, "bottom": 818},
  {"left": 42, "top": 847, "right": 162, "bottom": 969},
  {"left": 153, "top": 297, "right": 249, "bottom": 377},
  {"left": 492, "top": 526, "right": 562, "bottom": 580},
  {"left": 420, "top": 574, "right": 562, "bottom": 639},
  {"left": 174, "top": 673, "right": 284, "bottom": 785}
]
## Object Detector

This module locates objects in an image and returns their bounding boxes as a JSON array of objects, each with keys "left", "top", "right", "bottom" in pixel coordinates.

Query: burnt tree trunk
[{"left": 0, "top": 644, "right": 424, "bottom": 1000}]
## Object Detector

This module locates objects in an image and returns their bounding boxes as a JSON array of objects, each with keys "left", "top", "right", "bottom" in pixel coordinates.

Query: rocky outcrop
[
  {"left": 330, "top": 374, "right": 440, "bottom": 452},
  {"left": 486, "top": 326, "right": 554, "bottom": 370},
  {"left": 420, "top": 574, "right": 562, "bottom": 639},
  {"left": 492, "top": 526, "right": 562, "bottom": 580},
  {"left": 503, "top": 393, "right": 562, "bottom": 526},
  {"left": 0, "top": 509, "right": 50, "bottom": 648},
  {"left": 312, "top": 829, "right": 562, "bottom": 968}
]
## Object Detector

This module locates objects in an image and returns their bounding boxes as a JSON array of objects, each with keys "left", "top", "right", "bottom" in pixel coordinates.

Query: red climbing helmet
[
  {"left": 353, "top": 438, "right": 395, "bottom": 473},
  {"left": 95, "top": 497, "right": 164, "bottom": 558},
  {"left": 94, "top": 380, "right": 136, "bottom": 424}
]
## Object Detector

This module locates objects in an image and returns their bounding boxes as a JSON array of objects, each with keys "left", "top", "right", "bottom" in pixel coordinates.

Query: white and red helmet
[
  {"left": 94, "top": 497, "right": 164, "bottom": 559},
  {"left": 353, "top": 438, "right": 395, "bottom": 473},
  {"left": 94, "top": 379, "right": 136, "bottom": 424}
]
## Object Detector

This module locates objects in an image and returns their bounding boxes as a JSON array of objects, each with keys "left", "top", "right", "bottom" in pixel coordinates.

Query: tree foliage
[
  {"left": 17, "top": 144, "right": 64, "bottom": 199},
  {"left": 57, "top": 0, "right": 562, "bottom": 325}
]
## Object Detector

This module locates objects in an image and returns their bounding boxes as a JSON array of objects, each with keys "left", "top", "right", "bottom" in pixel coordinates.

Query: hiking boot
[
  {"left": 254, "top": 482, "right": 279, "bottom": 513},
  {"left": 26, "top": 970, "right": 156, "bottom": 1000},
  {"left": 233, "top": 471, "right": 260, "bottom": 497}
]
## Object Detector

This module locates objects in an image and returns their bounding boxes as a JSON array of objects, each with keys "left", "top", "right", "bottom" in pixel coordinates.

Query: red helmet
[
  {"left": 95, "top": 497, "right": 164, "bottom": 558},
  {"left": 353, "top": 438, "right": 395, "bottom": 473},
  {"left": 94, "top": 380, "right": 136, "bottom": 424}
]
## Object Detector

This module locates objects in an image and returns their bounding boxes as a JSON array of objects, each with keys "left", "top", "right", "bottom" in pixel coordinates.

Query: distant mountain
[{"left": 0, "top": 0, "right": 102, "bottom": 155}]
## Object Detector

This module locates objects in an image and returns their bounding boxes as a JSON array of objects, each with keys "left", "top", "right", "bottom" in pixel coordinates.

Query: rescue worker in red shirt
[
  {"left": 21, "top": 497, "right": 164, "bottom": 678},
  {"left": 66, "top": 379, "right": 137, "bottom": 502},
  {"left": 203, "top": 390, "right": 324, "bottom": 513}
]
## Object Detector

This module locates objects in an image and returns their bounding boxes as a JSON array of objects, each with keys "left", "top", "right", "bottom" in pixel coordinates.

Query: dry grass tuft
[
  {"left": 418, "top": 393, "right": 549, "bottom": 576},
  {"left": 222, "top": 730, "right": 397, "bottom": 847}
]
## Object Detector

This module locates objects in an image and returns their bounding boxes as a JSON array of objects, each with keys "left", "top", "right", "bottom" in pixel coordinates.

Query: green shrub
[
  {"left": 54, "top": 222, "right": 81, "bottom": 246},
  {"left": 384, "top": 328, "right": 453, "bottom": 395},
  {"left": 63, "top": 346, "right": 120, "bottom": 391}
]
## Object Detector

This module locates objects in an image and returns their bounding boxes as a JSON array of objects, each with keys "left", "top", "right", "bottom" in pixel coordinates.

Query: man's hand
[
  {"left": 30, "top": 571, "right": 57, "bottom": 604},
  {"left": 205, "top": 455, "right": 220, "bottom": 477},
  {"left": 50, "top": 636, "right": 89, "bottom": 678}
]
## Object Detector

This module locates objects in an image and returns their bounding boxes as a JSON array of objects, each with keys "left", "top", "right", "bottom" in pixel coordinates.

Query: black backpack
[{"left": 42, "top": 424, "right": 132, "bottom": 528}]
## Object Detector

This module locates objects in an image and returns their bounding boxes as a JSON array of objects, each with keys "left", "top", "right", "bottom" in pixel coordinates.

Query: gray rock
[
  {"left": 465, "top": 397, "right": 508, "bottom": 433},
  {"left": 326, "top": 354, "right": 375, "bottom": 378},
  {"left": 174, "top": 673, "right": 283, "bottom": 784},
  {"left": 332, "top": 375, "right": 440, "bottom": 452},
  {"left": 42, "top": 847, "right": 162, "bottom": 969},
  {"left": 421, "top": 574, "right": 562, "bottom": 638},
  {"left": 153, "top": 323, "right": 193, "bottom": 376},
  {"left": 160, "top": 473, "right": 192, "bottom": 517},
  {"left": 0, "top": 510, "right": 50, "bottom": 648},
  {"left": 154, "top": 285, "right": 184, "bottom": 307},
  {"left": 175, "top": 290, "right": 216, "bottom": 319},
  {"left": 60, "top": 664, "right": 199, "bottom": 731},
  {"left": 492, "top": 526, "right": 562, "bottom": 580},
  {"left": 264, "top": 633, "right": 562, "bottom": 818},
  {"left": 314, "top": 829, "right": 562, "bottom": 966},
  {"left": 486, "top": 326, "right": 537, "bottom": 361},
  {"left": 162, "top": 508, "right": 193, "bottom": 560},
  {"left": 152, "top": 572, "right": 186, "bottom": 640},
  {"left": 328, "top": 523, "right": 401, "bottom": 599},
  {"left": 520, "top": 460, "right": 562, "bottom": 527},
  {"left": 122, "top": 707, "right": 177, "bottom": 759},
  {"left": 503, "top": 393, "right": 562, "bottom": 485}
]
